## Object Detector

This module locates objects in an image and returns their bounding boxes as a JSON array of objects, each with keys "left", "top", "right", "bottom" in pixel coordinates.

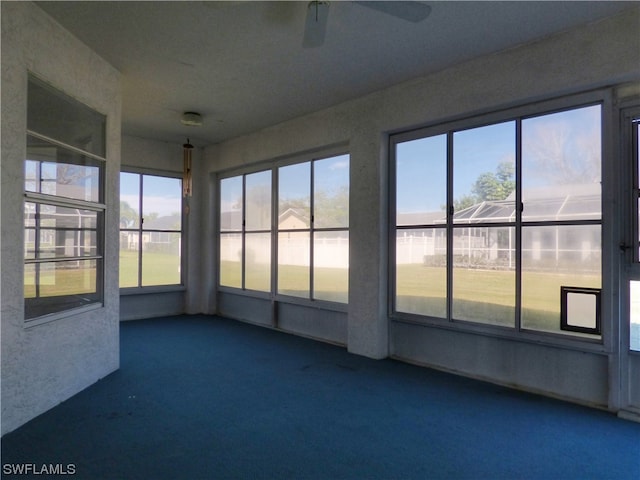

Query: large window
[
  {"left": 119, "top": 172, "right": 183, "bottom": 288},
  {"left": 24, "top": 76, "right": 106, "bottom": 320},
  {"left": 278, "top": 155, "right": 350, "bottom": 303},
  {"left": 219, "top": 153, "right": 350, "bottom": 304},
  {"left": 392, "top": 101, "right": 602, "bottom": 338}
]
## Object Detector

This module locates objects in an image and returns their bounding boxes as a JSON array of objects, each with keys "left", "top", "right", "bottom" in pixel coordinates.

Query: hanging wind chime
[{"left": 183, "top": 138, "right": 193, "bottom": 214}]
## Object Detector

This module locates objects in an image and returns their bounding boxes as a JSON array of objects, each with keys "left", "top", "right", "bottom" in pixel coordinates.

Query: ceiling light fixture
[{"left": 181, "top": 111, "right": 203, "bottom": 127}]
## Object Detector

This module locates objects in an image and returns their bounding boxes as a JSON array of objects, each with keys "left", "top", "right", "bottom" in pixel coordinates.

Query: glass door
[{"left": 621, "top": 106, "right": 640, "bottom": 418}]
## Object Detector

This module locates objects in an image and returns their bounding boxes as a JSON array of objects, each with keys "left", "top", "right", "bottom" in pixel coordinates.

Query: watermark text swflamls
[{"left": 2, "top": 463, "right": 76, "bottom": 475}]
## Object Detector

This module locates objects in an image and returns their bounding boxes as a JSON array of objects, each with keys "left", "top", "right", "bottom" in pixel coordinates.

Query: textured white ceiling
[{"left": 37, "top": 1, "right": 636, "bottom": 146}]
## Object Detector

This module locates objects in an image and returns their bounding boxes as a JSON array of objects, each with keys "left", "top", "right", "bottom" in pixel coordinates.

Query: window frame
[
  {"left": 621, "top": 102, "right": 640, "bottom": 354},
  {"left": 217, "top": 147, "right": 350, "bottom": 311},
  {"left": 119, "top": 168, "right": 186, "bottom": 293},
  {"left": 24, "top": 75, "right": 107, "bottom": 324},
  {"left": 389, "top": 90, "right": 612, "bottom": 349}
]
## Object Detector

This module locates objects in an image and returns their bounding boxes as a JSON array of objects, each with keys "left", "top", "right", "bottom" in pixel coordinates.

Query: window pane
[
  {"left": 24, "top": 260, "right": 98, "bottom": 298},
  {"left": 24, "top": 260, "right": 100, "bottom": 319},
  {"left": 521, "top": 225, "right": 601, "bottom": 335},
  {"left": 28, "top": 76, "right": 106, "bottom": 157},
  {"left": 314, "top": 231, "right": 349, "bottom": 303},
  {"left": 141, "top": 232, "right": 181, "bottom": 286},
  {"left": 278, "top": 231, "right": 310, "bottom": 297},
  {"left": 245, "top": 233, "right": 271, "bottom": 292},
  {"left": 522, "top": 105, "right": 601, "bottom": 222},
  {"left": 220, "top": 176, "right": 243, "bottom": 231},
  {"left": 453, "top": 122, "right": 515, "bottom": 223},
  {"left": 26, "top": 136, "right": 101, "bottom": 202},
  {"left": 396, "top": 135, "right": 447, "bottom": 226},
  {"left": 120, "top": 172, "right": 140, "bottom": 229},
  {"left": 25, "top": 203, "right": 36, "bottom": 259},
  {"left": 279, "top": 162, "right": 310, "bottom": 230},
  {"left": 220, "top": 233, "right": 242, "bottom": 288},
  {"left": 314, "top": 155, "right": 349, "bottom": 229},
  {"left": 39, "top": 205, "right": 98, "bottom": 229},
  {"left": 631, "top": 281, "right": 640, "bottom": 352},
  {"left": 452, "top": 226, "right": 515, "bottom": 326},
  {"left": 142, "top": 176, "right": 182, "bottom": 231},
  {"left": 245, "top": 171, "right": 271, "bottom": 231},
  {"left": 37, "top": 229, "right": 97, "bottom": 259},
  {"left": 119, "top": 231, "right": 139, "bottom": 288},
  {"left": 395, "top": 228, "right": 447, "bottom": 318}
]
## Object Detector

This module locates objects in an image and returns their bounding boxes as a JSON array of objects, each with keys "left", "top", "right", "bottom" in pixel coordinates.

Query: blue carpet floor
[{"left": 2, "top": 315, "right": 639, "bottom": 479}]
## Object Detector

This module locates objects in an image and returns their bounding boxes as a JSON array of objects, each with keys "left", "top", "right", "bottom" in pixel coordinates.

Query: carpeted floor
[{"left": 2, "top": 315, "right": 639, "bottom": 479}]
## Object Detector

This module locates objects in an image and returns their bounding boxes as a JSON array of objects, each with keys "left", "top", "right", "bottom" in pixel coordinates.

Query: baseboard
[{"left": 618, "top": 407, "right": 640, "bottom": 423}]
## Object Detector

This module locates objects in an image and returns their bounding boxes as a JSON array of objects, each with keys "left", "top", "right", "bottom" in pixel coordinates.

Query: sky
[
  {"left": 396, "top": 104, "right": 601, "bottom": 214},
  {"left": 220, "top": 154, "right": 350, "bottom": 214},
  {"left": 120, "top": 172, "right": 182, "bottom": 217},
  {"left": 119, "top": 106, "right": 600, "bottom": 218}
]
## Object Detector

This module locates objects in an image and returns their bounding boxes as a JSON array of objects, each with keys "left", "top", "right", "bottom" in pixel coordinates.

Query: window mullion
[
  {"left": 241, "top": 174, "right": 247, "bottom": 291},
  {"left": 515, "top": 118, "right": 523, "bottom": 331},
  {"left": 137, "top": 174, "right": 144, "bottom": 288},
  {"left": 446, "top": 131, "right": 454, "bottom": 323},
  {"left": 310, "top": 160, "right": 315, "bottom": 300}
]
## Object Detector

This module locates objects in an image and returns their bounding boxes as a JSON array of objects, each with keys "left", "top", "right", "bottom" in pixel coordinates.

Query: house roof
[{"left": 399, "top": 183, "right": 601, "bottom": 225}]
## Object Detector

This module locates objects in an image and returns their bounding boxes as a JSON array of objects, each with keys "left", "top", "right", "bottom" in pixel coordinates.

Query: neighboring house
[{"left": 278, "top": 208, "right": 310, "bottom": 230}]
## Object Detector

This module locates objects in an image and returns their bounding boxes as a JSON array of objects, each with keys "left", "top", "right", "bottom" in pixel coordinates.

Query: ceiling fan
[{"left": 303, "top": 1, "right": 432, "bottom": 48}]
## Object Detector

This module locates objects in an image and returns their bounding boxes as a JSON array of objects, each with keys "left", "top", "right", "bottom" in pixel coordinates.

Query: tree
[
  {"left": 120, "top": 201, "right": 138, "bottom": 228},
  {"left": 472, "top": 161, "right": 515, "bottom": 201},
  {"left": 523, "top": 117, "right": 600, "bottom": 185},
  {"left": 453, "top": 161, "right": 515, "bottom": 211}
]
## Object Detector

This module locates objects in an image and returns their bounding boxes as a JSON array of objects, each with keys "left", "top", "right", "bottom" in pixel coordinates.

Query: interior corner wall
[
  {"left": 204, "top": 8, "right": 640, "bottom": 404},
  {"left": 119, "top": 135, "right": 205, "bottom": 320},
  {"left": 1, "top": 2, "right": 121, "bottom": 435}
]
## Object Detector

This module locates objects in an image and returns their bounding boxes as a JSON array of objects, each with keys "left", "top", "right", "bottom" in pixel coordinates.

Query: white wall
[
  {"left": 203, "top": 9, "right": 640, "bottom": 408},
  {"left": 1, "top": 2, "right": 121, "bottom": 435}
]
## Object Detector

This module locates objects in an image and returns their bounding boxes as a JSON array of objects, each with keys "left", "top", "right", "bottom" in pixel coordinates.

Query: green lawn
[
  {"left": 396, "top": 264, "right": 600, "bottom": 333},
  {"left": 28, "top": 253, "right": 599, "bottom": 335},
  {"left": 220, "top": 261, "right": 348, "bottom": 303},
  {"left": 119, "top": 250, "right": 180, "bottom": 287}
]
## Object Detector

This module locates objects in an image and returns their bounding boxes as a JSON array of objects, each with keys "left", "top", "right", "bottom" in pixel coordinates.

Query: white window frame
[
  {"left": 389, "top": 90, "right": 612, "bottom": 349},
  {"left": 217, "top": 147, "right": 350, "bottom": 310},
  {"left": 24, "top": 76, "right": 106, "bottom": 324},
  {"left": 119, "top": 168, "right": 185, "bottom": 292}
]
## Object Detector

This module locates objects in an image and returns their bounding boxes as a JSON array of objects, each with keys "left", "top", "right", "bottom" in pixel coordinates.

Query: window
[
  {"left": 119, "top": 172, "right": 183, "bottom": 288},
  {"left": 24, "top": 76, "right": 106, "bottom": 320},
  {"left": 219, "top": 170, "right": 272, "bottom": 291},
  {"left": 278, "top": 155, "right": 350, "bottom": 303},
  {"left": 218, "top": 153, "right": 350, "bottom": 304},
  {"left": 392, "top": 101, "right": 602, "bottom": 338}
]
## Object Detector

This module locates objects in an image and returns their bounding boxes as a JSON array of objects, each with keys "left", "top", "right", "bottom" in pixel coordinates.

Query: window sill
[
  {"left": 390, "top": 314, "right": 608, "bottom": 355},
  {"left": 120, "top": 285, "right": 186, "bottom": 296},
  {"left": 24, "top": 302, "right": 103, "bottom": 329}
]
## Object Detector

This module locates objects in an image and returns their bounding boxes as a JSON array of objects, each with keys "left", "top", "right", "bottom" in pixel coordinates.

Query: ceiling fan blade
[
  {"left": 355, "top": 1, "right": 432, "bottom": 23},
  {"left": 303, "top": 1, "right": 330, "bottom": 48}
]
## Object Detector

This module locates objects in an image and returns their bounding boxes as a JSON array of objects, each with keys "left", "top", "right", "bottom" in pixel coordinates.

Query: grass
[
  {"left": 396, "top": 264, "right": 600, "bottom": 333},
  {"left": 119, "top": 250, "right": 180, "bottom": 287},
  {"left": 220, "top": 261, "right": 349, "bottom": 303},
  {"left": 27, "top": 254, "right": 600, "bottom": 335}
]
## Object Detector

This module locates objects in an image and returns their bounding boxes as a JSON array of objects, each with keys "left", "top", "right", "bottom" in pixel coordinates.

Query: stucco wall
[
  {"left": 1, "top": 2, "right": 121, "bottom": 435},
  {"left": 204, "top": 9, "right": 640, "bottom": 407}
]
